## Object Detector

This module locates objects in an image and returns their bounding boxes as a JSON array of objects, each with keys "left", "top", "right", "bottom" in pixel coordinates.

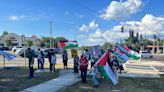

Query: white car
[
  {"left": 141, "top": 51, "right": 153, "bottom": 59},
  {"left": 12, "top": 46, "right": 22, "bottom": 52},
  {"left": 15, "top": 48, "right": 24, "bottom": 55}
]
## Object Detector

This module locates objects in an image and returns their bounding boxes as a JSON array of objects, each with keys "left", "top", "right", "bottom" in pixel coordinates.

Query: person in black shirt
[{"left": 27, "top": 48, "right": 35, "bottom": 79}]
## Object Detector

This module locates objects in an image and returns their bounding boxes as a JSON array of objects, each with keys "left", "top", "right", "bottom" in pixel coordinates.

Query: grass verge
[
  {"left": 64, "top": 75, "right": 164, "bottom": 92},
  {"left": 0, "top": 67, "right": 59, "bottom": 92}
]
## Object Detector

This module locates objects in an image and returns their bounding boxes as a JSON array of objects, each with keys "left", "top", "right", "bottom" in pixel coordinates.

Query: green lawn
[
  {"left": 0, "top": 67, "right": 59, "bottom": 92},
  {"left": 64, "top": 75, "right": 164, "bottom": 92}
]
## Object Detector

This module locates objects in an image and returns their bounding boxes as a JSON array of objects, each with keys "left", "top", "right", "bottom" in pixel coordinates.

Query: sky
[{"left": 0, "top": 0, "right": 164, "bottom": 46}]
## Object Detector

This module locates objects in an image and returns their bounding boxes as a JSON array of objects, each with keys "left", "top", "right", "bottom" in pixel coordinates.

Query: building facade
[{"left": 0, "top": 33, "right": 37, "bottom": 47}]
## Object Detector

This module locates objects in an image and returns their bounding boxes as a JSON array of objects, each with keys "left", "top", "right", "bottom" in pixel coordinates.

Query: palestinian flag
[
  {"left": 96, "top": 51, "right": 118, "bottom": 85},
  {"left": 124, "top": 45, "right": 141, "bottom": 60},
  {"left": 113, "top": 47, "right": 129, "bottom": 65},
  {"left": 59, "top": 41, "right": 78, "bottom": 50}
]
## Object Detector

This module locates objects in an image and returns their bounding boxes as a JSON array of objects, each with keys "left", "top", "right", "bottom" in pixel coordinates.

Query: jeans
[
  {"left": 74, "top": 65, "right": 79, "bottom": 73},
  {"left": 29, "top": 66, "right": 34, "bottom": 77},
  {"left": 81, "top": 69, "right": 87, "bottom": 83},
  {"left": 49, "top": 63, "right": 53, "bottom": 72}
]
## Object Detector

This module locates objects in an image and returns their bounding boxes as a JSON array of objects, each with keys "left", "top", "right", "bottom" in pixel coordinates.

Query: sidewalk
[{"left": 21, "top": 70, "right": 80, "bottom": 92}]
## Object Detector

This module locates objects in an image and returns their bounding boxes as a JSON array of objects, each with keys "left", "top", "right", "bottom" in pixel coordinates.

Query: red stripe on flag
[
  {"left": 97, "top": 52, "right": 111, "bottom": 66},
  {"left": 59, "top": 41, "right": 65, "bottom": 49},
  {"left": 124, "top": 45, "right": 130, "bottom": 52}
]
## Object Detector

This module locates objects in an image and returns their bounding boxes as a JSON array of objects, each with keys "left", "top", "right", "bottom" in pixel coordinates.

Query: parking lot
[{"left": 0, "top": 52, "right": 74, "bottom": 68}]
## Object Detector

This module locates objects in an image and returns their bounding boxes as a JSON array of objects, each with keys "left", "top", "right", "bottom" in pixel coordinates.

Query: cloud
[
  {"left": 100, "top": 0, "right": 143, "bottom": 20},
  {"left": 79, "top": 21, "right": 99, "bottom": 32},
  {"left": 79, "top": 14, "right": 164, "bottom": 46},
  {"left": 120, "top": 14, "right": 164, "bottom": 38},
  {"left": 80, "top": 24, "right": 89, "bottom": 32},
  {"left": 87, "top": 27, "right": 129, "bottom": 44},
  {"left": 8, "top": 14, "right": 54, "bottom": 21},
  {"left": 9, "top": 16, "right": 19, "bottom": 21},
  {"left": 89, "top": 21, "right": 99, "bottom": 29}
]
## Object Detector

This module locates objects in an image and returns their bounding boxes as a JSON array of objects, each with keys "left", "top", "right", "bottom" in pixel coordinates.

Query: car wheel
[{"left": 150, "top": 56, "right": 153, "bottom": 59}]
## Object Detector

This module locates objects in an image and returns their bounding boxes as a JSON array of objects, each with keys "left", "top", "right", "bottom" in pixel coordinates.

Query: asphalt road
[
  {"left": 142, "top": 54, "right": 164, "bottom": 62},
  {"left": 0, "top": 51, "right": 164, "bottom": 68},
  {"left": 0, "top": 54, "right": 74, "bottom": 68}
]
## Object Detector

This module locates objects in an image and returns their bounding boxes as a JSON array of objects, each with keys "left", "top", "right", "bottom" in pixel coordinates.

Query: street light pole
[
  {"left": 22, "top": 35, "right": 26, "bottom": 67},
  {"left": 50, "top": 21, "right": 52, "bottom": 48},
  {"left": 152, "top": 39, "right": 155, "bottom": 54},
  {"left": 157, "top": 39, "right": 159, "bottom": 54},
  {"left": 163, "top": 40, "right": 164, "bottom": 54}
]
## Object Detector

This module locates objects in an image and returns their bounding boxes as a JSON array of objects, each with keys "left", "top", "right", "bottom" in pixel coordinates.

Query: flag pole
[
  {"left": 3, "top": 55, "right": 5, "bottom": 69},
  {"left": 49, "top": 21, "right": 52, "bottom": 48}
]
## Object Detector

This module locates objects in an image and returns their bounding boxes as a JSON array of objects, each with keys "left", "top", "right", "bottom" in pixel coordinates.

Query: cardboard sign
[{"left": 71, "top": 49, "right": 78, "bottom": 58}]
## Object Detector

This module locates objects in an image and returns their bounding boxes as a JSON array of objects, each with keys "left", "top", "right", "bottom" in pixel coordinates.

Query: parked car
[
  {"left": 42, "top": 48, "right": 52, "bottom": 58},
  {"left": 12, "top": 46, "right": 22, "bottom": 52},
  {"left": 19, "top": 49, "right": 39, "bottom": 57},
  {"left": 15, "top": 48, "right": 24, "bottom": 55},
  {"left": 42, "top": 48, "right": 60, "bottom": 58},
  {"left": 54, "top": 48, "right": 62, "bottom": 54},
  {"left": 0, "top": 46, "right": 9, "bottom": 51},
  {"left": 141, "top": 51, "right": 153, "bottom": 59}
]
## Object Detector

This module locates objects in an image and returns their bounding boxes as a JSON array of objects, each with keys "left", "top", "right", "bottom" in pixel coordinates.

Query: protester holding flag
[
  {"left": 92, "top": 65, "right": 100, "bottom": 88},
  {"left": 95, "top": 51, "right": 118, "bottom": 85},
  {"left": 62, "top": 50, "right": 68, "bottom": 69},
  {"left": 27, "top": 48, "right": 35, "bottom": 79},
  {"left": 80, "top": 54, "right": 88, "bottom": 83},
  {"left": 90, "top": 56, "right": 96, "bottom": 68},
  {"left": 111, "top": 56, "right": 119, "bottom": 83}
]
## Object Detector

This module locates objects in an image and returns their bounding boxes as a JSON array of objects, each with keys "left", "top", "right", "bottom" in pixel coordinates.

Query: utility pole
[
  {"left": 157, "top": 40, "right": 159, "bottom": 54},
  {"left": 50, "top": 21, "right": 52, "bottom": 48},
  {"left": 163, "top": 40, "right": 164, "bottom": 54},
  {"left": 22, "top": 35, "right": 26, "bottom": 67},
  {"left": 152, "top": 39, "right": 155, "bottom": 54}
]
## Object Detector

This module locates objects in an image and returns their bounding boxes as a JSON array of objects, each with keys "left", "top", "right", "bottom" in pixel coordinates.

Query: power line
[{"left": 71, "top": 0, "right": 99, "bottom": 15}]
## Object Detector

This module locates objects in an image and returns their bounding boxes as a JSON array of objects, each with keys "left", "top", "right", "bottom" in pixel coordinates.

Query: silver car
[{"left": 141, "top": 51, "right": 153, "bottom": 59}]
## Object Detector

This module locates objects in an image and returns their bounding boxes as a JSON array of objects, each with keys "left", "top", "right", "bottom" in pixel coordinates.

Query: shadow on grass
[
  {"left": 0, "top": 67, "right": 59, "bottom": 92},
  {"left": 64, "top": 75, "right": 164, "bottom": 92}
]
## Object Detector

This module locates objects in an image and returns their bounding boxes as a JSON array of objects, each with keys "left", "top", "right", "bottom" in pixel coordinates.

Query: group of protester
[
  {"left": 27, "top": 48, "right": 68, "bottom": 79},
  {"left": 27, "top": 47, "right": 123, "bottom": 87},
  {"left": 73, "top": 49, "right": 124, "bottom": 87}
]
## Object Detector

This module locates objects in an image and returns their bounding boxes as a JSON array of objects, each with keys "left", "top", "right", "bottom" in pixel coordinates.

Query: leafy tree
[
  {"left": 102, "top": 42, "right": 112, "bottom": 50},
  {"left": 40, "top": 37, "right": 53, "bottom": 47},
  {"left": 3, "top": 31, "right": 8, "bottom": 35},
  {"left": 54, "top": 37, "right": 67, "bottom": 47},
  {"left": 1, "top": 31, "right": 9, "bottom": 37},
  {"left": 5, "top": 40, "right": 11, "bottom": 46},
  {"left": 40, "top": 36, "right": 66, "bottom": 48},
  {"left": 26, "top": 40, "right": 33, "bottom": 47}
]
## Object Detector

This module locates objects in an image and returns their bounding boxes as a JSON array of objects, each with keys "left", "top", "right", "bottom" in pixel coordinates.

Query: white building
[{"left": 0, "top": 33, "right": 37, "bottom": 47}]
